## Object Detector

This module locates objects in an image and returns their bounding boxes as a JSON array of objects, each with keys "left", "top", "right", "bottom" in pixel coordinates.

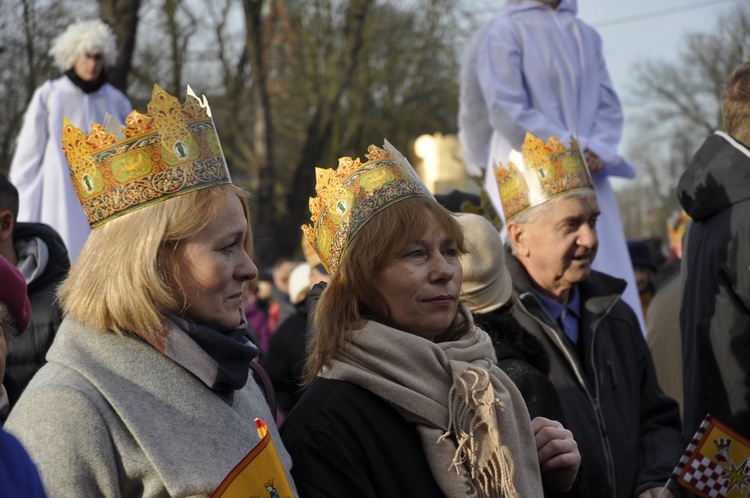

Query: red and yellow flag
[
  {"left": 211, "top": 419, "right": 294, "bottom": 498},
  {"left": 672, "top": 414, "right": 750, "bottom": 498}
]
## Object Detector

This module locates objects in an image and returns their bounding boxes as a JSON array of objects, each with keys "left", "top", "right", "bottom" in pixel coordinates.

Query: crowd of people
[{"left": 1, "top": 2, "right": 749, "bottom": 497}]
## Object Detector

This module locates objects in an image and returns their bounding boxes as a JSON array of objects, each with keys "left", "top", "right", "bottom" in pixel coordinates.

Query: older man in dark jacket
[
  {"left": 0, "top": 173, "right": 70, "bottom": 390},
  {"left": 498, "top": 133, "right": 684, "bottom": 497}
]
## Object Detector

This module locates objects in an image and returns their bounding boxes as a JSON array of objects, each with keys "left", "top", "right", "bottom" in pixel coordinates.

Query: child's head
[{"left": 722, "top": 61, "right": 750, "bottom": 146}]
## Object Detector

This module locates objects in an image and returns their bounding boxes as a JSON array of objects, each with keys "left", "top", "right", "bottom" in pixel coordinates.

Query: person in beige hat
[{"left": 457, "top": 212, "right": 609, "bottom": 496}]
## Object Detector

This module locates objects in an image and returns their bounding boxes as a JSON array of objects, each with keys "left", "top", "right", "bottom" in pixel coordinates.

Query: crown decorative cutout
[
  {"left": 61, "top": 84, "right": 231, "bottom": 227},
  {"left": 493, "top": 132, "right": 593, "bottom": 221},
  {"left": 302, "top": 140, "right": 433, "bottom": 276},
  {"left": 301, "top": 233, "right": 323, "bottom": 271}
]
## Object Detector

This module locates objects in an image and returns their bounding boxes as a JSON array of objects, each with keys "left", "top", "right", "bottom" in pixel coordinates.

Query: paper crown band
[
  {"left": 61, "top": 84, "right": 231, "bottom": 227},
  {"left": 302, "top": 140, "right": 434, "bottom": 276},
  {"left": 493, "top": 132, "right": 594, "bottom": 221}
]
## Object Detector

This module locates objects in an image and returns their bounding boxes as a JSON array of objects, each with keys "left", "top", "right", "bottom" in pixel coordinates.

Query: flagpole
[{"left": 656, "top": 478, "right": 674, "bottom": 498}]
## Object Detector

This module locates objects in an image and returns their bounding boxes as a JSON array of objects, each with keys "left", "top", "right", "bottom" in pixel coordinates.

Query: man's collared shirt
[{"left": 531, "top": 286, "right": 582, "bottom": 343}]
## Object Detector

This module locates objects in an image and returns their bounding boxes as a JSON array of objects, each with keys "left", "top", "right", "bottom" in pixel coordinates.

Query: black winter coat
[
  {"left": 264, "top": 301, "right": 309, "bottom": 417},
  {"left": 677, "top": 131, "right": 750, "bottom": 440},
  {"left": 506, "top": 249, "right": 685, "bottom": 498},
  {"left": 473, "top": 307, "right": 610, "bottom": 497},
  {"left": 280, "top": 378, "right": 444, "bottom": 497},
  {"left": 6, "top": 223, "right": 70, "bottom": 390}
]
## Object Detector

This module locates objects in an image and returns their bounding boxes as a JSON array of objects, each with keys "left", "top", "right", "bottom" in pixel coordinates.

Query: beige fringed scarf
[{"left": 319, "top": 304, "right": 543, "bottom": 497}]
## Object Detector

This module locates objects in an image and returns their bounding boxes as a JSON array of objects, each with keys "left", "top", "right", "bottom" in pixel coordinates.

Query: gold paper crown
[
  {"left": 302, "top": 140, "right": 433, "bottom": 276},
  {"left": 61, "top": 84, "right": 231, "bottom": 227},
  {"left": 493, "top": 132, "right": 594, "bottom": 221},
  {"left": 667, "top": 210, "right": 691, "bottom": 248}
]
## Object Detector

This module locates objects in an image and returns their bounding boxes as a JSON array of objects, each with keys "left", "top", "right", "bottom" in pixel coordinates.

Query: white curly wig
[{"left": 48, "top": 19, "right": 118, "bottom": 71}]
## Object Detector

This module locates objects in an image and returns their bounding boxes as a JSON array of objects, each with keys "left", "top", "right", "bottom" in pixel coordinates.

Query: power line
[{"left": 589, "top": 0, "right": 739, "bottom": 28}]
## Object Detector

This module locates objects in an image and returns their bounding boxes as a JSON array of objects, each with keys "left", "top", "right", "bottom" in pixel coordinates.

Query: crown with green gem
[
  {"left": 302, "top": 140, "right": 434, "bottom": 276},
  {"left": 493, "top": 132, "right": 594, "bottom": 221},
  {"left": 61, "top": 84, "right": 231, "bottom": 227}
]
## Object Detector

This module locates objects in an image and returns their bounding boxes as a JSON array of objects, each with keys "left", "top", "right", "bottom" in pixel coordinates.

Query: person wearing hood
[
  {"left": 458, "top": 0, "right": 646, "bottom": 334},
  {"left": 677, "top": 60, "right": 750, "bottom": 441},
  {"left": 0, "top": 172, "right": 70, "bottom": 391},
  {"left": 0, "top": 255, "right": 32, "bottom": 420},
  {"left": 0, "top": 256, "right": 47, "bottom": 497},
  {"left": 9, "top": 19, "right": 132, "bottom": 262}
]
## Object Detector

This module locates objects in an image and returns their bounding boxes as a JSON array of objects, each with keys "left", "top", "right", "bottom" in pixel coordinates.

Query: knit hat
[
  {"left": 627, "top": 239, "right": 656, "bottom": 270},
  {"left": 288, "top": 263, "right": 311, "bottom": 305},
  {"left": 0, "top": 256, "right": 31, "bottom": 336},
  {"left": 457, "top": 213, "right": 513, "bottom": 314}
]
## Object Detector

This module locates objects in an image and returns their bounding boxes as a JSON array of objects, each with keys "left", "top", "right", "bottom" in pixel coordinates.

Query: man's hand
[
  {"left": 532, "top": 416, "right": 581, "bottom": 493},
  {"left": 638, "top": 487, "right": 674, "bottom": 498},
  {"left": 584, "top": 148, "right": 604, "bottom": 172}
]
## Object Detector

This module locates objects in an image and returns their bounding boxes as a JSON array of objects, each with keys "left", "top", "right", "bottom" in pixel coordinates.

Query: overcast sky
[{"left": 578, "top": 0, "right": 739, "bottom": 137}]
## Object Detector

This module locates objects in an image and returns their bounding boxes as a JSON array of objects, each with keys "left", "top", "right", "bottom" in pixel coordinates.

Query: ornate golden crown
[
  {"left": 302, "top": 140, "right": 433, "bottom": 276},
  {"left": 493, "top": 132, "right": 593, "bottom": 221},
  {"left": 61, "top": 84, "right": 231, "bottom": 227}
]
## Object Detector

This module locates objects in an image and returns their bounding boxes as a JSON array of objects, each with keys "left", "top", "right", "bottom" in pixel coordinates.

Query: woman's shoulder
[
  {"left": 283, "top": 379, "right": 385, "bottom": 421},
  {"left": 280, "top": 378, "right": 404, "bottom": 438},
  {"left": 280, "top": 378, "right": 440, "bottom": 497},
  {"left": 6, "top": 362, "right": 111, "bottom": 444}
]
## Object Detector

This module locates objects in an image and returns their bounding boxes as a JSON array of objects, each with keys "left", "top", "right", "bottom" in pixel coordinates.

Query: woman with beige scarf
[{"left": 281, "top": 141, "right": 580, "bottom": 497}]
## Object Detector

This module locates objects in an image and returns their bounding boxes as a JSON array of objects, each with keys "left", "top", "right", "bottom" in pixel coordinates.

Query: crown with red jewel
[
  {"left": 302, "top": 141, "right": 434, "bottom": 276},
  {"left": 493, "top": 132, "right": 594, "bottom": 221},
  {"left": 61, "top": 84, "right": 231, "bottom": 227}
]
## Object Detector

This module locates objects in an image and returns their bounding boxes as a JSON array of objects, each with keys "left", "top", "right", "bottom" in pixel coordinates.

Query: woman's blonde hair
[
  {"left": 302, "top": 197, "right": 468, "bottom": 385},
  {"left": 58, "top": 184, "right": 252, "bottom": 342}
]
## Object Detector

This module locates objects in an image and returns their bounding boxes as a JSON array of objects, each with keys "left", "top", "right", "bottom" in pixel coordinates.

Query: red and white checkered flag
[
  {"left": 669, "top": 414, "right": 750, "bottom": 498},
  {"left": 679, "top": 455, "right": 729, "bottom": 497}
]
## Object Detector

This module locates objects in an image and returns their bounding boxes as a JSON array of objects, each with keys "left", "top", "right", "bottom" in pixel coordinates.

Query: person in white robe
[
  {"left": 9, "top": 19, "right": 131, "bottom": 262},
  {"left": 458, "top": 0, "right": 646, "bottom": 334}
]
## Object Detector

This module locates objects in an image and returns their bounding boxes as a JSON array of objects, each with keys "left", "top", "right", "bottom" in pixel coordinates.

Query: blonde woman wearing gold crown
[
  {"left": 5, "top": 86, "right": 298, "bottom": 498},
  {"left": 279, "top": 142, "right": 580, "bottom": 497}
]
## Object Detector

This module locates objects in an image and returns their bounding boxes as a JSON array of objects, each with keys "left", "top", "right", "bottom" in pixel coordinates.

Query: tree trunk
[
  {"left": 243, "top": 0, "right": 277, "bottom": 268},
  {"left": 282, "top": 0, "right": 372, "bottom": 257},
  {"left": 99, "top": 0, "right": 141, "bottom": 93}
]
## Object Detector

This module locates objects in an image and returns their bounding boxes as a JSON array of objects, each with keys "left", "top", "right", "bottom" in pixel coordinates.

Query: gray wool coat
[{"left": 5, "top": 317, "right": 297, "bottom": 498}]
